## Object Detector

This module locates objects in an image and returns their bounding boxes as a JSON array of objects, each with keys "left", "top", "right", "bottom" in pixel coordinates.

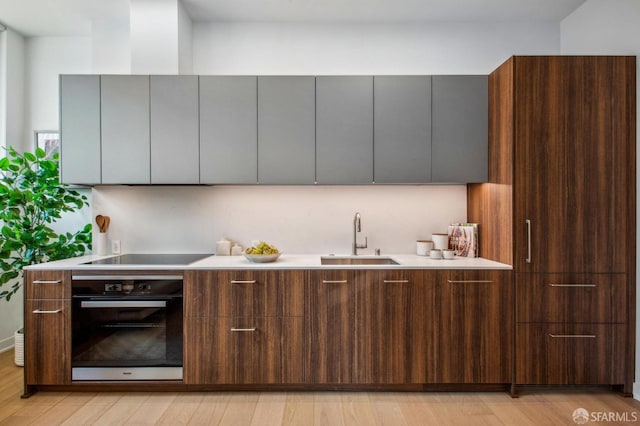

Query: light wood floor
[{"left": 1, "top": 351, "right": 639, "bottom": 425}]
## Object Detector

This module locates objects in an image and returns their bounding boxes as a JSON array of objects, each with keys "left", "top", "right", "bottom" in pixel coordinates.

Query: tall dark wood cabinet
[{"left": 468, "top": 56, "right": 636, "bottom": 394}]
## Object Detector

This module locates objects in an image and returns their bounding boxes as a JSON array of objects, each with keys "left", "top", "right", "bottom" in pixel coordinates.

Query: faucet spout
[{"left": 352, "top": 212, "right": 368, "bottom": 255}]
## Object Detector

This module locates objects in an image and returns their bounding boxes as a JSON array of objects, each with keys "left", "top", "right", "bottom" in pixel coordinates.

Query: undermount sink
[{"left": 320, "top": 256, "right": 400, "bottom": 265}]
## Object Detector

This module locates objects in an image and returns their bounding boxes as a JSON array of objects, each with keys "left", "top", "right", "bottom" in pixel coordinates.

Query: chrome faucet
[{"left": 352, "top": 212, "right": 368, "bottom": 255}]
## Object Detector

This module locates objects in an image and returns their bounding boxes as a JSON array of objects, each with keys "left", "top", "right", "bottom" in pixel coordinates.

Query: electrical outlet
[{"left": 111, "top": 240, "right": 121, "bottom": 254}]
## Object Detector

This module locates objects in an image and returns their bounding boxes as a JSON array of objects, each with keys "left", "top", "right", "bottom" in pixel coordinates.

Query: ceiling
[{"left": 0, "top": 0, "right": 586, "bottom": 37}]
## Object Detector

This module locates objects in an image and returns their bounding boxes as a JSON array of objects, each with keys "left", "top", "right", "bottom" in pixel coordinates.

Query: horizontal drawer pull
[
  {"left": 32, "top": 309, "right": 62, "bottom": 314},
  {"left": 548, "top": 333, "right": 596, "bottom": 339},
  {"left": 230, "top": 328, "right": 257, "bottom": 332},
  {"left": 322, "top": 280, "right": 348, "bottom": 284},
  {"left": 231, "top": 280, "right": 256, "bottom": 284},
  {"left": 33, "top": 280, "right": 62, "bottom": 284},
  {"left": 548, "top": 283, "right": 596, "bottom": 287},
  {"left": 447, "top": 280, "right": 494, "bottom": 284},
  {"left": 383, "top": 280, "right": 409, "bottom": 283}
]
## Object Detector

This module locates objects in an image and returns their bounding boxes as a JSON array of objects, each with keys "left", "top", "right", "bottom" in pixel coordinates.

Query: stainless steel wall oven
[{"left": 71, "top": 274, "right": 183, "bottom": 381}]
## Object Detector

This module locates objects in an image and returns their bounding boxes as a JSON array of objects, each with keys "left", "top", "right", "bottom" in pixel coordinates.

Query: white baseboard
[
  {"left": 0, "top": 334, "right": 14, "bottom": 354},
  {"left": 634, "top": 383, "right": 640, "bottom": 401}
]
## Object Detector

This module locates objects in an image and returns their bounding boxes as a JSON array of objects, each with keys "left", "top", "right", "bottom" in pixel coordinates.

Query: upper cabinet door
[
  {"left": 150, "top": 75, "right": 199, "bottom": 184},
  {"left": 316, "top": 77, "right": 373, "bottom": 184},
  {"left": 374, "top": 76, "right": 432, "bottom": 184},
  {"left": 60, "top": 75, "right": 101, "bottom": 185},
  {"left": 200, "top": 76, "right": 258, "bottom": 184},
  {"left": 258, "top": 76, "right": 315, "bottom": 184},
  {"left": 101, "top": 75, "right": 150, "bottom": 184},
  {"left": 431, "top": 75, "right": 488, "bottom": 183}
]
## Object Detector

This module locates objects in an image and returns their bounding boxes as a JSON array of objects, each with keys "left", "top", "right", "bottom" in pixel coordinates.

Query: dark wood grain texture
[
  {"left": 516, "top": 273, "right": 627, "bottom": 324},
  {"left": 24, "top": 270, "right": 71, "bottom": 299},
  {"left": 467, "top": 56, "right": 514, "bottom": 265},
  {"left": 435, "top": 270, "right": 513, "bottom": 384},
  {"left": 353, "top": 270, "right": 430, "bottom": 384},
  {"left": 305, "top": 270, "right": 354, "bottom": 384},
  {"left": 24, "top": 299, "right": 71, "bottom": 385},
  {"left": 516, "top": 323, "right": 627, "bottom": 385},
  {"left": 183, "top": 270, "right": 305, "bottom": 385},
  {"left": 513, "top": 56, "right": 635, "bottom": 273}
]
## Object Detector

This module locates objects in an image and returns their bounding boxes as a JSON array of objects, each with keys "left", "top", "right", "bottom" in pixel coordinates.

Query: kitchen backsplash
[{"left": 91, "top": 185, "right": 467, "bottom": 255}]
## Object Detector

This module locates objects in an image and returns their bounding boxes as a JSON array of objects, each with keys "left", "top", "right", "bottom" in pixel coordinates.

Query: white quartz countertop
[{"left": 25, "top": 253, "right": 512, "bottom": 270}]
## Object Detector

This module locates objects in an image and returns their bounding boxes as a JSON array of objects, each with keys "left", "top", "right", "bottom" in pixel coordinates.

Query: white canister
[
  {"left": 216, "top": 239, "right": 231, "bottom": 256},
  {"left": 432, "top": 233, "right": 449, "bottom": 250},
  {"left": 95, "top": 233, "right": 108, "bottom": 256},
  {"left": 416, "top": 240, "right": 433, "bottom": 256},
  {"left": 231, "top": 244, "right": 244, "bottom": 256}
]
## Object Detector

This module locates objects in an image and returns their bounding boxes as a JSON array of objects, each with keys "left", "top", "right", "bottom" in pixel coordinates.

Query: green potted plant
[{"left": 0, "top": 146, "right": 91, "bottom": 365}]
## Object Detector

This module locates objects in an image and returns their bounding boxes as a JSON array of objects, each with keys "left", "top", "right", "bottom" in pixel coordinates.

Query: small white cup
[
  {"left": 430, "top": 249, "right": 443, "bottom": 259},
  {"left": 416, "top": 240, "right": 433, "bottom": 256},
  {"left": 442, "top": 249, "right": 455, "bottom": 260},
  {"left": 432, "top": 233, "right": 449, "bottom": 250}
]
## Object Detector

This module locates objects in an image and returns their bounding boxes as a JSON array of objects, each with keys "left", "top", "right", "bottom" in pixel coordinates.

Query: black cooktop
[{"left": 83, "top": 253, "right": 212, "bottom": 265}]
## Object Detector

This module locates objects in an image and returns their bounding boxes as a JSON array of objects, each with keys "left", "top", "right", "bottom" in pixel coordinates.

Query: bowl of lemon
[{"left": 244, "top": 241, "right": 281, "bottom": 263}]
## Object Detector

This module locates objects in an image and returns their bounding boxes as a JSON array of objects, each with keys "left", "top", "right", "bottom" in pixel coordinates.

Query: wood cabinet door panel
[
  {"left": 25, "top": 270, "right": 70, "bottom": 299},
  {"left": 436, "top": 270, "right": 513, "bottom": 383},
  {"left": 354, "top": 270, "right": 430, "bottom": 384},
  {"left": 513, "top": 56, "right": 635, "bottom": 273},
  {"left": 306, "top": 270, "right": 354, "bottom": 384},
  {"left": 25, "top": 300, "right": 71, "bottom": 385},
  {"left": 184, "top": 317, "right": 303, "bottom": 385},
  {"left": 184, "top": 270, "right": 304, "bottom": 318},
  {"left": 516, "top": 323, "right": 627, "bottom": 385},
  {"left": 517, "top": 273, "right": 627, "bottom": 323}
]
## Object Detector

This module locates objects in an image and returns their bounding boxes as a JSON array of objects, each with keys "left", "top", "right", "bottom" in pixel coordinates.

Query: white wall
[
  {"left": 178, "top": 0, "right": 193, "bottom": 74},
  {"left": 0, "top": 28, "right": 25, "bottom": 353},
  {"left": 91, "top": 17, "right": 131, "bottom": 74},
  {"left": 193, "top": 21, "right": 559, "bottom": 75},
  {"left": 93, "top": 185, "right": 467, "bottom": 255},
  {"left": 23, "top": 36, "right": 91, "bottom": 153},
  {"left": 1, "top": 29, "right": 25, "bottom": 151},
  {"left": 561, "top": 0, "right": 640, "bottom": 400},
  {"left": 130, "top": 0, "right": 181, "bottom": 73}
]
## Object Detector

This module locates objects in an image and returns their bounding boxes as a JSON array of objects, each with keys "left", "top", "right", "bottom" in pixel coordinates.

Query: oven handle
[
  {"left": 72, "top": 275, "right": 183, "bottom": 281},
  {"left": 80, "top": 300, "right": 167, "bottom": 308}
]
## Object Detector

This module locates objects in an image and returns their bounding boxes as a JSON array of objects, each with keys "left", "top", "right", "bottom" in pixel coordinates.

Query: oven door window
[{"left": 72, "top": 298, "right": 182, "bottom": 367}]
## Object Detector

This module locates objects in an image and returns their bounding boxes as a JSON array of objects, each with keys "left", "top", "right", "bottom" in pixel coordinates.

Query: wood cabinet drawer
[
  {"left": 185, "top": 270, "right": 304, "bottom": 317},
  {"left": 516, "top": 273, "right": 627, "bottom": 323},
  {"left": 25, "top": 270, "right": 70, "bottom": 299},
  {"left": 516, "top": 323, "right": 627, "bottom": 385},
  {"left": 25, "top": 300, "right": 71, "bottom": 385},
  {"left": 184, "top": 316, "right": 304, "bottom": 385}
]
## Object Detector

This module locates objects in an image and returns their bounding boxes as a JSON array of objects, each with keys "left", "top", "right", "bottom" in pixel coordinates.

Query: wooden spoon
[
  {"left": 102, "top": 216, "right": 110, "bottom": 233},
  {"left": 95, "top": 215, "right": 105, "bottom": 233}
]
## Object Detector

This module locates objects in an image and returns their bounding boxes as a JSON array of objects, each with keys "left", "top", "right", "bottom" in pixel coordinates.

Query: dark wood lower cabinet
[
  {"left": 435, "top": 270, "right": 513, "bottom": 384},
  {"left": 184, "top": 316, "right": 304, "bottom": 384},
  {"left": 305, "top": 270, "right": 354, "bottom": 384},
  {"left": 353, "top": 270, "right": 431, "bottom": 384},
  {"left": 25, "top": 299, "right": 71, "bottom": 385},
  {"left": 516, "top": 324, "right": 627, "bottom": 385}
]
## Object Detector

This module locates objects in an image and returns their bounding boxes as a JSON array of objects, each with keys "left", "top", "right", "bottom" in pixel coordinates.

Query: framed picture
[{"left": 34, "top": 130, "right": 60, "bottom": 159}]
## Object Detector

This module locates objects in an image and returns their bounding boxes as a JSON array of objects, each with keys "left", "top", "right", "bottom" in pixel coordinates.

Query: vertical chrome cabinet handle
[{"left": 525, "top": 219, "right": 532, "bottom": 264}]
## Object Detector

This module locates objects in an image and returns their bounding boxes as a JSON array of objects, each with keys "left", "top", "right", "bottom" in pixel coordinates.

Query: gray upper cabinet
[
  {"left": 374, "top": 76, "right": 432, "bottom": 183},
  {"left": 258, "top": 76, "right": 315, "bottom": 184},
  {"left": 150, "top": 75, "right": 199, "bottom": 184},
  {"left": 316, "top": 76, "right": 373, "bottom": 184},
  {"left": 200, "top": 76, "right": 257, "bottom": 184},
  {"left": 101, "top": 75, "right": 150, "bottom": 184},
  {"left": 60, "top": 75, "right": 101, "bottom": 185},
  {"left": 431, "top": 75, "right": 488, "bottom": 183}
]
